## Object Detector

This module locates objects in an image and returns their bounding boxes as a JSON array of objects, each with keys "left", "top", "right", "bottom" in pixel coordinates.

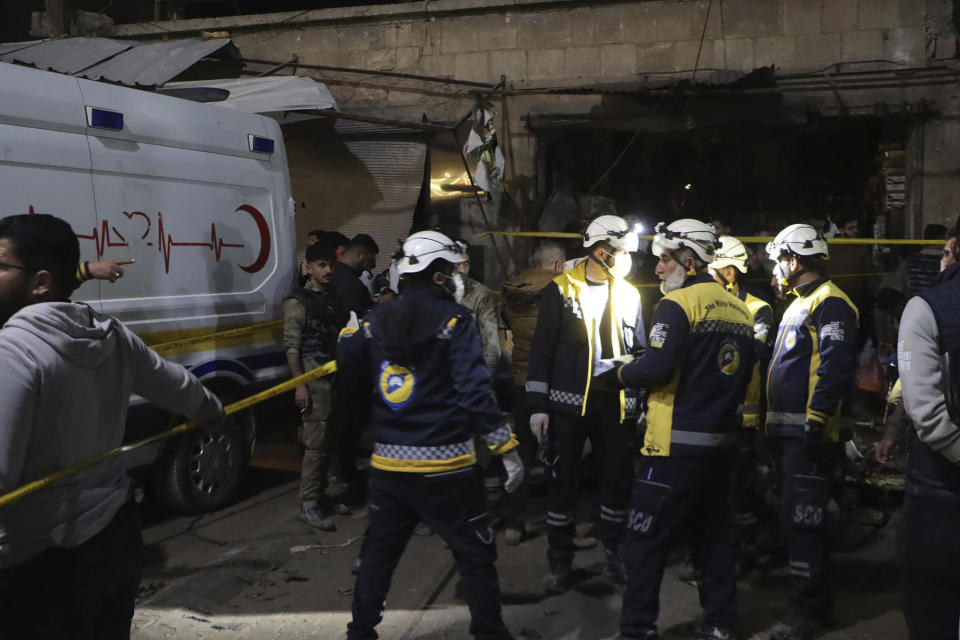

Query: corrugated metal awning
[{"left": 0, "top": 37, "right": 237, "bottom": 87}]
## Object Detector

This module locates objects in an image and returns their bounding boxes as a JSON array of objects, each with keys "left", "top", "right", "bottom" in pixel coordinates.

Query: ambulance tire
[{"left": 154, "top": 410, "right": 253, "bottom": 514}]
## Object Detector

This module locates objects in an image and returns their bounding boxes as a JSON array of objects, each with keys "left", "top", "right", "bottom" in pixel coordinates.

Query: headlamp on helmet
[
  {"left": 583, "top": 215, "right": 640, "bottom": 253},
  {"left": 396, "top": 230, "right": 465, "bottom": 275},
  {"left": 651, "top": 219, "right": 720, "bottom": 265}
]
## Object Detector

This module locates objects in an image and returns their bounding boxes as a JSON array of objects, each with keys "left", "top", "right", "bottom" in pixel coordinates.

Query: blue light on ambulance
[
  {"left": 248, "top": 135, "right": 275, "bottom": 154},
  {"left": 85, "top": 107, "right": 124, "bottom": 130}
]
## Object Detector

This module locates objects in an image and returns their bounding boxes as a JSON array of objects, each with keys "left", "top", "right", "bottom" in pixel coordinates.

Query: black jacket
[
  {"left": 336, "top": 286, "right": 516, "bottom": 473},
  {"left": 331, "top": 262, "right": 373, "bottom": 317},
  {"left": 526, "top": 261, "right": 645, "bottom": 420}
]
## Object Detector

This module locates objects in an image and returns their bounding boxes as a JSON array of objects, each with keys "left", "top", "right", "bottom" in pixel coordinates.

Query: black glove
[{"left": 804, "top": 418, "right": 827, "bottom": 460}]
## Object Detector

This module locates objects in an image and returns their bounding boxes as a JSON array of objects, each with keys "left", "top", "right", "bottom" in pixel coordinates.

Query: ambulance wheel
[{"left": 154, "top": 414, "right": 251, "bottom": 514}]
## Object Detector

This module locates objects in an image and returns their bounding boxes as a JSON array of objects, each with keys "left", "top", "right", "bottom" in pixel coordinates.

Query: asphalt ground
[{"left": 132, "top": 438, "right": 907, "bottom": 640}]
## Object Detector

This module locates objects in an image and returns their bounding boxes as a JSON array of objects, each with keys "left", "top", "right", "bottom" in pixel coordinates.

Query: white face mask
[
  {"left": 596, "top": 249, "right": 632, "bottom": 280},
  {"left": 610, "top": 252, "right": 632, "bottom": 279},
  {"left": 660, "top": 263, "right": 687, "bottom": 294},
  {"left": 773, "top": 259, "right": 793, "bottom": 292}
]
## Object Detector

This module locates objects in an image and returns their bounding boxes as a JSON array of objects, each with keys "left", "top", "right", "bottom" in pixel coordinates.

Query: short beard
[
  {"left": 0, "top": 284, "right": 32, "bottom": 327},
  {"left": 660, "top": 266, "right": 687, "bottom": 294}
]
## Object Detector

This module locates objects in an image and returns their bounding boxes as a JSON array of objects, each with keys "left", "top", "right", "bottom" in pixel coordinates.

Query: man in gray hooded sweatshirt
[{"left": 0, "top": 214, "right": 224, "bottom": 639}]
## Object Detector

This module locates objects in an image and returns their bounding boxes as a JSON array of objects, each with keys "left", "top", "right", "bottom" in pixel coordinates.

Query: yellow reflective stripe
[
  {"left": 370, "top": 452, "right": 476, "bottom": 473},
  {"left": 339, "top": 326, "right": 358, "bottom": 337},
  {"left": 146, "top": 320, "right": 284, "bottom": 356},
  {"left": 554, "top": 261, "right": 636, "bottom": 419},
  {"left": 447, "top": 317, "right": 458, "bottom": 327},
  {"left": 583, "top": 317, "right": 594, "bottom": 416},
  {"left": 488, "top": 435, "right": 518, "bottom": 455}
]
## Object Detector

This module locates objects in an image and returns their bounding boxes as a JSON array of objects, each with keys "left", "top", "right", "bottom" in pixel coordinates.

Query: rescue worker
[
  {"left": 283, "top": 242, "right": 351, "bottom": 531},
  {"left": 764, "top": 223, "right": 859, "bottom": 640},
  {"left": 709, "top": 235, "right": 775, "bottom": 575},
  {"left": 896, "top": 246, "right": 960, "bottom": 640},
  {"left": 338, "top": 230, "right": 523, "bottom": 640},
  {"left": 613, "top": 219, "right": 754, "bottom": 640},
  {"left": 526, "top": 214, "right": 645, "bottom": 593}
]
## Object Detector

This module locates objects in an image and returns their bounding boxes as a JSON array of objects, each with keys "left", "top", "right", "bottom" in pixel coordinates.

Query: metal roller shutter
[{"left": 288, "top": 119, "right": 429, "bottom": 274}]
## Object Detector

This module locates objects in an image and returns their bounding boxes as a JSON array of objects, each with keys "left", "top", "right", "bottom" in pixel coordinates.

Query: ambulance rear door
[{"left": 76, "top": 78, "right": 284, "bottom": 340}]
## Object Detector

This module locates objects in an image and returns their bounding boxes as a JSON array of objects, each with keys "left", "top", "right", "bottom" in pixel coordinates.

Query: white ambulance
[{"left": 0, "top": 62, "right": 296, "bottom": 513}]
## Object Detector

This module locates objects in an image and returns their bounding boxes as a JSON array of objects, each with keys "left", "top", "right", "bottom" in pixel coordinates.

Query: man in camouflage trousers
[{"left": 284, "top": 242, "right": 351, "bottom": 530}]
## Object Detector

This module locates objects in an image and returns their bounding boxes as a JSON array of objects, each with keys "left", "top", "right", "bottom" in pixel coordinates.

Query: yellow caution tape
[
  {"left": 478, "top": 230, "right": 944, "bottom": 246},
  {"left": 0, "top": 360, "right": 337, "bottom": 509},
  {"left": 478, "top": 230, "right": 583, "bottom": 239},
  {"left": 626, "top": 272, "right": 890, "bottom": 290},
  {"left": 148, "top": 320, "right": 284, "bottom": 356}
]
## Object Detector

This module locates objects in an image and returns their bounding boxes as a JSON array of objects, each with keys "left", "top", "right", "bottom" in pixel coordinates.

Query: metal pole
[
  {"left": 238, "top": 56, "right": 497, "bottom": 90},
  {"left": 308, "top": 109, "right": 452, "bottom": 134}
]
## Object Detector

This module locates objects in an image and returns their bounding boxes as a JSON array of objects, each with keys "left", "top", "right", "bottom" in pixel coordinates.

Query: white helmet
[
  {"left": 396, "top": 230, "right": 465, "bottom": 275},
  {"left": 766, "top": 223, "right": 829, "bottom": 262},
  {"left": 583, "top": 215, "right": 639, "bottom": 252},
  {"left": 710, "top": 236, "right": 748, "bottom": 273},
  {"left": 652, "top": 219, "right": 719, "bottom": 264}
]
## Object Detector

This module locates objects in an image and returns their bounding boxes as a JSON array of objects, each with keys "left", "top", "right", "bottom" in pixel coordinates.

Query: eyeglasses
[
  {"left": 943, "top": 250, "right": 952, "bottom": 257},
  {"left": 0, "top": 261, "right": 25, "bottom": 271}
]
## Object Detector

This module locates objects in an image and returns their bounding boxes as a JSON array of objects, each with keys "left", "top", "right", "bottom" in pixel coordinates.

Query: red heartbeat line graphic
[
  {"left": 75, "top": 219, "right": 130, "bottom": 257},
  {"left": 25, "top": 204, "right": 270, "bottom": 274},
  {"left": 155, "top": 213, "right": 244, "bottom": 273}
]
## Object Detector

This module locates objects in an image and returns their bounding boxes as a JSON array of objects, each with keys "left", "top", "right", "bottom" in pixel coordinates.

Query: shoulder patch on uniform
[
  {"left": 438, "top": 315, "right": 459, "bottom": 339},
  {"left": 754, "top": 322, "right": 769, "bottom": 344},
  {"left": 819, "top": 321, "right": 846, "bottom": 343},
  {"left": 650, "top": 322, "right": 669, "bottom": 348}
]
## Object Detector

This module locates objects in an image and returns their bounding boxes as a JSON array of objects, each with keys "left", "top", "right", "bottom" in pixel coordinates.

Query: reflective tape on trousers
[{"left": 670, "top": 430, "right": 737, "bottom": 447}]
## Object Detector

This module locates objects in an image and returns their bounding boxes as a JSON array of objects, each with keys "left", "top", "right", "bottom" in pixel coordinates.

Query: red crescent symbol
[{"left": 235, "top": 204, "right": 270, "bottom": 273}]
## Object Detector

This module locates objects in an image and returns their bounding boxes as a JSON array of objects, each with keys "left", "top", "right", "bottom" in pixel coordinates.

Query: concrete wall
[
  {"left": 111, "top": 0, "right": 947, "bottom": 89},
  {"left": 109, "top": 0, "right": 960, "bottom": 279}
]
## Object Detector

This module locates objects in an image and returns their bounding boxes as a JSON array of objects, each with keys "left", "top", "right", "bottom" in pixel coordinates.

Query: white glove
[
  {"left": 502, "top": 450, "right": 525, "bottom": 494},
  {"left": 346, "top": 311, "right": 360, "bottom": 330},
  {"left": 530, "top": 412, "right": 550, "bottom": 442}
]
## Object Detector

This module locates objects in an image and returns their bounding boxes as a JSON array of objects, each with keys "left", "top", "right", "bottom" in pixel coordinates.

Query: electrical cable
[{"left": 586, "top": 0, "right": 713, "bottom": 195}]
